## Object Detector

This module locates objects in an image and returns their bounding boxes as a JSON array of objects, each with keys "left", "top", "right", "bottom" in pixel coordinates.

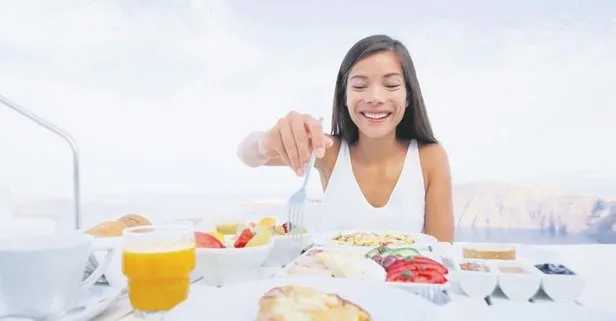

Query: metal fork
[
  {"left": 417, "top": 287, "right": 452, "bottom": 306},
  {"left": 287, "top": 117, "right": 323, "bottom": 243}
]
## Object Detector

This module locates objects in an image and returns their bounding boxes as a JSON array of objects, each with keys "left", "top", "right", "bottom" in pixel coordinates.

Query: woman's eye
[
  {"left": 385, "top": 84, "right": 400, "bottom": 89},
  {"left": 352, "top": 85, "right": 367, "bottom": 90}
]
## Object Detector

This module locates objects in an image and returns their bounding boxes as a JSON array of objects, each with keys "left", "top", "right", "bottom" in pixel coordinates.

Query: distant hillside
[
  {"left": 5, "top": 181, "right": 616, "bottom": 242},
  {"left": 453, "top": 181, "right": 616, "bottom": 241}
]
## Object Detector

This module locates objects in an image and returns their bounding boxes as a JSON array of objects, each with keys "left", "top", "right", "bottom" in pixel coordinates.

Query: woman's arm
[
  {"left": 236, "top": 130, "right": 286, "bottom": 167},
  {"left": 420, "top": 143, "right": 455, "bottom": 242}
]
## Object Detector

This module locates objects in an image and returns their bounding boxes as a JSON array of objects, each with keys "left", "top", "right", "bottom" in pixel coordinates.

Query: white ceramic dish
[
  {"left": 164, "top": 277, "right": 438, "bottom": 321},
  {"left": 276, "top": 247, "right": 386, "bottom": 281},
  {"left": 534, "top": 263, "right": 585, "bottom": 302},
  {"left": 314, "top": 229, "right": 438, "bottom": 250},
  {"left": 263, "top": 232, "right": 314, "bottom": 266},
  {"left": 471, "top": 301, "right": 616, "bottom": 321},
  {"left": 0, "top": 285, "right": 122, "bottom": 321},
  {"left": 195, "top": 238, "right": 274, "bottom": 287},
  {"left": 454, "top": 259, "right": 498, "bottom": 298},
  {"left": 494, "top": 260, "right": 542, "bottom": 301},
  {"left": 277, "top": 247, "right": 451, "bottom": 293},
  {"left": 89, "top": 236, "right": 125, "bottom": 288}
]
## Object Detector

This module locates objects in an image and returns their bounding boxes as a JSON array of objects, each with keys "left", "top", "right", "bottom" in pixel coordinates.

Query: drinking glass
[{"left": 122, "top": 225, "right": 196, "bottom": 320}]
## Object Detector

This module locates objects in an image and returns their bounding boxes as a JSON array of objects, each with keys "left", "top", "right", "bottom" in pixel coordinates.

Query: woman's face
[{"left": 345, "top": 51, "right": 408, "bottom": 140}]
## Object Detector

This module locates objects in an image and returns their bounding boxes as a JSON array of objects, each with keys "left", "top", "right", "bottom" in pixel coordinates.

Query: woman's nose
[{"left": 363, "top": 86, "right": 386, "bottom": 104}]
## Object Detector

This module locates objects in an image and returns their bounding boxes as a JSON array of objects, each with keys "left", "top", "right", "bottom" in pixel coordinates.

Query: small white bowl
[
  {"left": 263, "top": 233, "right": 314, "bottom": 267},
  {"left": 455, "top": 259, "right": 498, "bottom": 298},
  {"left": 536, "top": 264, "right": 585, "bottom": 302},
  {"left": 496, "top": 261, "right": 541, "bottom": 301},
  {"left": 195, "top": 239, "right": 274, "bottom": 286}
]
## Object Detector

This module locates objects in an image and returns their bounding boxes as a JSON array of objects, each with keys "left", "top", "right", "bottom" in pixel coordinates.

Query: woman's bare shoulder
[{"left": 418, "top": 142, "right": 450, "bottom": 182}]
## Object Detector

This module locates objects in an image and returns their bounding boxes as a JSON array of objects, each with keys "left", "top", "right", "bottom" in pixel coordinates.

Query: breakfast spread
[
  {"left": 535, "top": 263, "right": 576, "bottom": 275},
  {"left": 331, "top": 231, "right": 416, "bottom": 247},
  {"left": 195, "top": 227, "right": 271, "bottom": 249},
  {"left": 254, "top": 285, "right": 372, "bottom": 321},
  {"left": 461, "top": 245, "right": 516, "bottom": 260},
  {"left": 85, "top": 213, "right": 152, "bottom": 237}
]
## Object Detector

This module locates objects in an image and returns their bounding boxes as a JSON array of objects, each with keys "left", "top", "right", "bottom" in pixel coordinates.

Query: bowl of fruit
[
  {"left": 248, "top": 217, "right": 313, "bottom": 266},
  {"left": 194, "top": 225, "right": 274, "bottom": 286}
]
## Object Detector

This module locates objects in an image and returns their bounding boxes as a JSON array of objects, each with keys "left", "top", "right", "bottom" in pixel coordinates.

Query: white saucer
[{"left": 0, "top": 285, "right": 123, "bottom": 321}]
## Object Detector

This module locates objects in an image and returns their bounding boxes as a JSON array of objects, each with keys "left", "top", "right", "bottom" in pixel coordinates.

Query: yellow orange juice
[{"left": 122, "top": 247, "right": 196, "bottom": 311}]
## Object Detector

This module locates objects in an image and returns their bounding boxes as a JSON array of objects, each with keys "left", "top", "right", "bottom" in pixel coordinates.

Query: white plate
[
  {"left": 276, "top": 247, "right": 387, "bottom": 281},
  {"left": 277, "top": 247, "right": 451, "bottom": 293},
  {"left": 472, "top": 302, "right": 616, "bottom": 321},
  {"left": 163, "top": 277, "right": 439, "bottom": 321},
  {"left": 313, "top": 229, "right": 438, "bottom": 250},
  {"left": 0, "top": 285, "right": 123, "bottom": 321}
]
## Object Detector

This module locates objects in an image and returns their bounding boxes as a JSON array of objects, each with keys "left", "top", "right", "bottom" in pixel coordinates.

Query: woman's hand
[{"left": 259, "top": 111, "right": 333, "bottom": 175}]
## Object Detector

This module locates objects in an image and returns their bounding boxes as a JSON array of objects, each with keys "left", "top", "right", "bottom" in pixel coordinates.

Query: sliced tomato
[
  {"left": 386, "top": 270, "right": 414, "bottom": 282},
  {"left": 233, "top": 227, "right": 255, "bottom": 248},
  {"left": 386, "top": 259, "right": 414, "bottom": 273}
]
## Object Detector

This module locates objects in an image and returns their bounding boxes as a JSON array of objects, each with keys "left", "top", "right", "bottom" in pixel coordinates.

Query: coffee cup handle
[{"left": 82, "top": 244, "right": 116, "bottom": 288}]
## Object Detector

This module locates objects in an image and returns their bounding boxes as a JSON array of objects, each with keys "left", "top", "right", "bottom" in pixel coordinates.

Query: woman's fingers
[
  {"left": 278, "top": 119, "right": 301, "bottom": 174},
  {"left": 304, "top": 116, "right": 334, "bottom": 158},
  {"left": 292, "top": 115, "right": 311, "bottom": 171}
]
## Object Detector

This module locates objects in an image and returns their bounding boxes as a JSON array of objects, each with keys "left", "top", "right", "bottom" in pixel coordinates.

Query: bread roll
[
  {"left": 118, "top": 213, "right": 152, "bottom": 227},
  {"left": 85, "top": 220, "right": 126, "bottom": 237},
  {"left": 84, "top": 213, "right": 152, "bottom": 238}
]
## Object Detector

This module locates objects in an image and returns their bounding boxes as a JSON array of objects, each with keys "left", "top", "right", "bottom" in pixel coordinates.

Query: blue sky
[{"left": 0, "top": 0, "right": 614, "bottom": 198}]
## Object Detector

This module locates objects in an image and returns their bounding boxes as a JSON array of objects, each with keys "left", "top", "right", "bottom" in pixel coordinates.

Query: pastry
[
  {"left": 118, "top": 213, "right": 152, "bottom": 227},
  {"left": 462, "top": 245, "right": 516, "bottom": 260},
  {"left": 84, "top": 213, "right": 151, "bottom": 238},
  {"left": 254, "top": 285, "right": 372, "bottom": 321},
  {"left": 85, "top": 220, "right": 126, "bottom": 237}
]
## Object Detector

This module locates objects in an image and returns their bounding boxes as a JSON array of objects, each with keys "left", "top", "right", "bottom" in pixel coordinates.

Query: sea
[{"left": 6, "top": 193, "right": 612, "bottom": 245}]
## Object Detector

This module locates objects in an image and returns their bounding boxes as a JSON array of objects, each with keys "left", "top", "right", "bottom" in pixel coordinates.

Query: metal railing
[{"left": 0, "top": 94, "right": 81, "bottom": 230}]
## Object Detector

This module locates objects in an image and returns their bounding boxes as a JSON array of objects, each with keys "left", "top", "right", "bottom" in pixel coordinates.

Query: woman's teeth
[{"left": 361, "top": 112, "right": 391, "bottom": 120}]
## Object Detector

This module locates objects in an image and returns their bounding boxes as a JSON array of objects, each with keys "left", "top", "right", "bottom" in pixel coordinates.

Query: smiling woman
[{"left": 237, "top": 35, "right": 454, "bottom": 242}]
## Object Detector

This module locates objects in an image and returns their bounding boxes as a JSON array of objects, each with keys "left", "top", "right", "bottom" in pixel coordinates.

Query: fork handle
[{"left": 300, "top": 117, "right": 324, "bottom": 189}]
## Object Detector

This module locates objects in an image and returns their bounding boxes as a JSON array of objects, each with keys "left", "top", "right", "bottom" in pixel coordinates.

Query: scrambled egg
[{"left": 331, "top": 232, "right": 416, "bottom": 246}]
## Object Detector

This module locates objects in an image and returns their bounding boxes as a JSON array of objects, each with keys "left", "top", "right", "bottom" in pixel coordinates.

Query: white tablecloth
[{"left": 94, "top": 243, "right": 616, "bottom": 321}]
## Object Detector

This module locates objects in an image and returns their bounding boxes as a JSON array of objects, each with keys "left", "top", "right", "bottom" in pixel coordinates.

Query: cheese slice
[{"left": 315, "top": 252, "right": 367, "bottom": 279}]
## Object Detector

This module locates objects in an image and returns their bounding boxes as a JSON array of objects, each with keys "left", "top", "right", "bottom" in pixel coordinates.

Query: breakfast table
[{"left": 92, "top": 243, "right": 616, "bottom": 321}]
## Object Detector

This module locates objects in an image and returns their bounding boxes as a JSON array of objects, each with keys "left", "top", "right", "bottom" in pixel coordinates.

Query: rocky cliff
[{"left": 453, "top": 182, "right": 616, "bottom": 240}]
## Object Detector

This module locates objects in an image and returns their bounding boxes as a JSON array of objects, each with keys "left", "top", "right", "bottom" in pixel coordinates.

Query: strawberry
[{"left": 234, "top": 227, "right": 255, "bottom": 248}]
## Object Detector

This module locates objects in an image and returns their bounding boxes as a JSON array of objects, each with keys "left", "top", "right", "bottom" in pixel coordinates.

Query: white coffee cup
[{"left": 0, "top": 231, "right": 115, "bottom": 318}]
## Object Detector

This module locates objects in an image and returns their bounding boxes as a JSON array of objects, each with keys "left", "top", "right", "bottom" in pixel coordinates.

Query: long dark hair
[{"left": 331, "top": 34, "right": 438, "bottom": 146}]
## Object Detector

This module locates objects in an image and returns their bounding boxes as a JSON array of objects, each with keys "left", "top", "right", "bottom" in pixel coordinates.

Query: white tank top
[{"left": 318, "top": 139, "right": 426, "bottom": 232}]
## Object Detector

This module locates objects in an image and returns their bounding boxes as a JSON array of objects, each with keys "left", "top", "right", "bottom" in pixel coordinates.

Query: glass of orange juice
[{"left": 122, "top": 225, "right": 196, "bottom": 320}]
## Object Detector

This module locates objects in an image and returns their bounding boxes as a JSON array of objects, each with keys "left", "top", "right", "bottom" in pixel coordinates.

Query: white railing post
[{"left": 0, "top": 94, "right": 81, "bottom": 230}]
